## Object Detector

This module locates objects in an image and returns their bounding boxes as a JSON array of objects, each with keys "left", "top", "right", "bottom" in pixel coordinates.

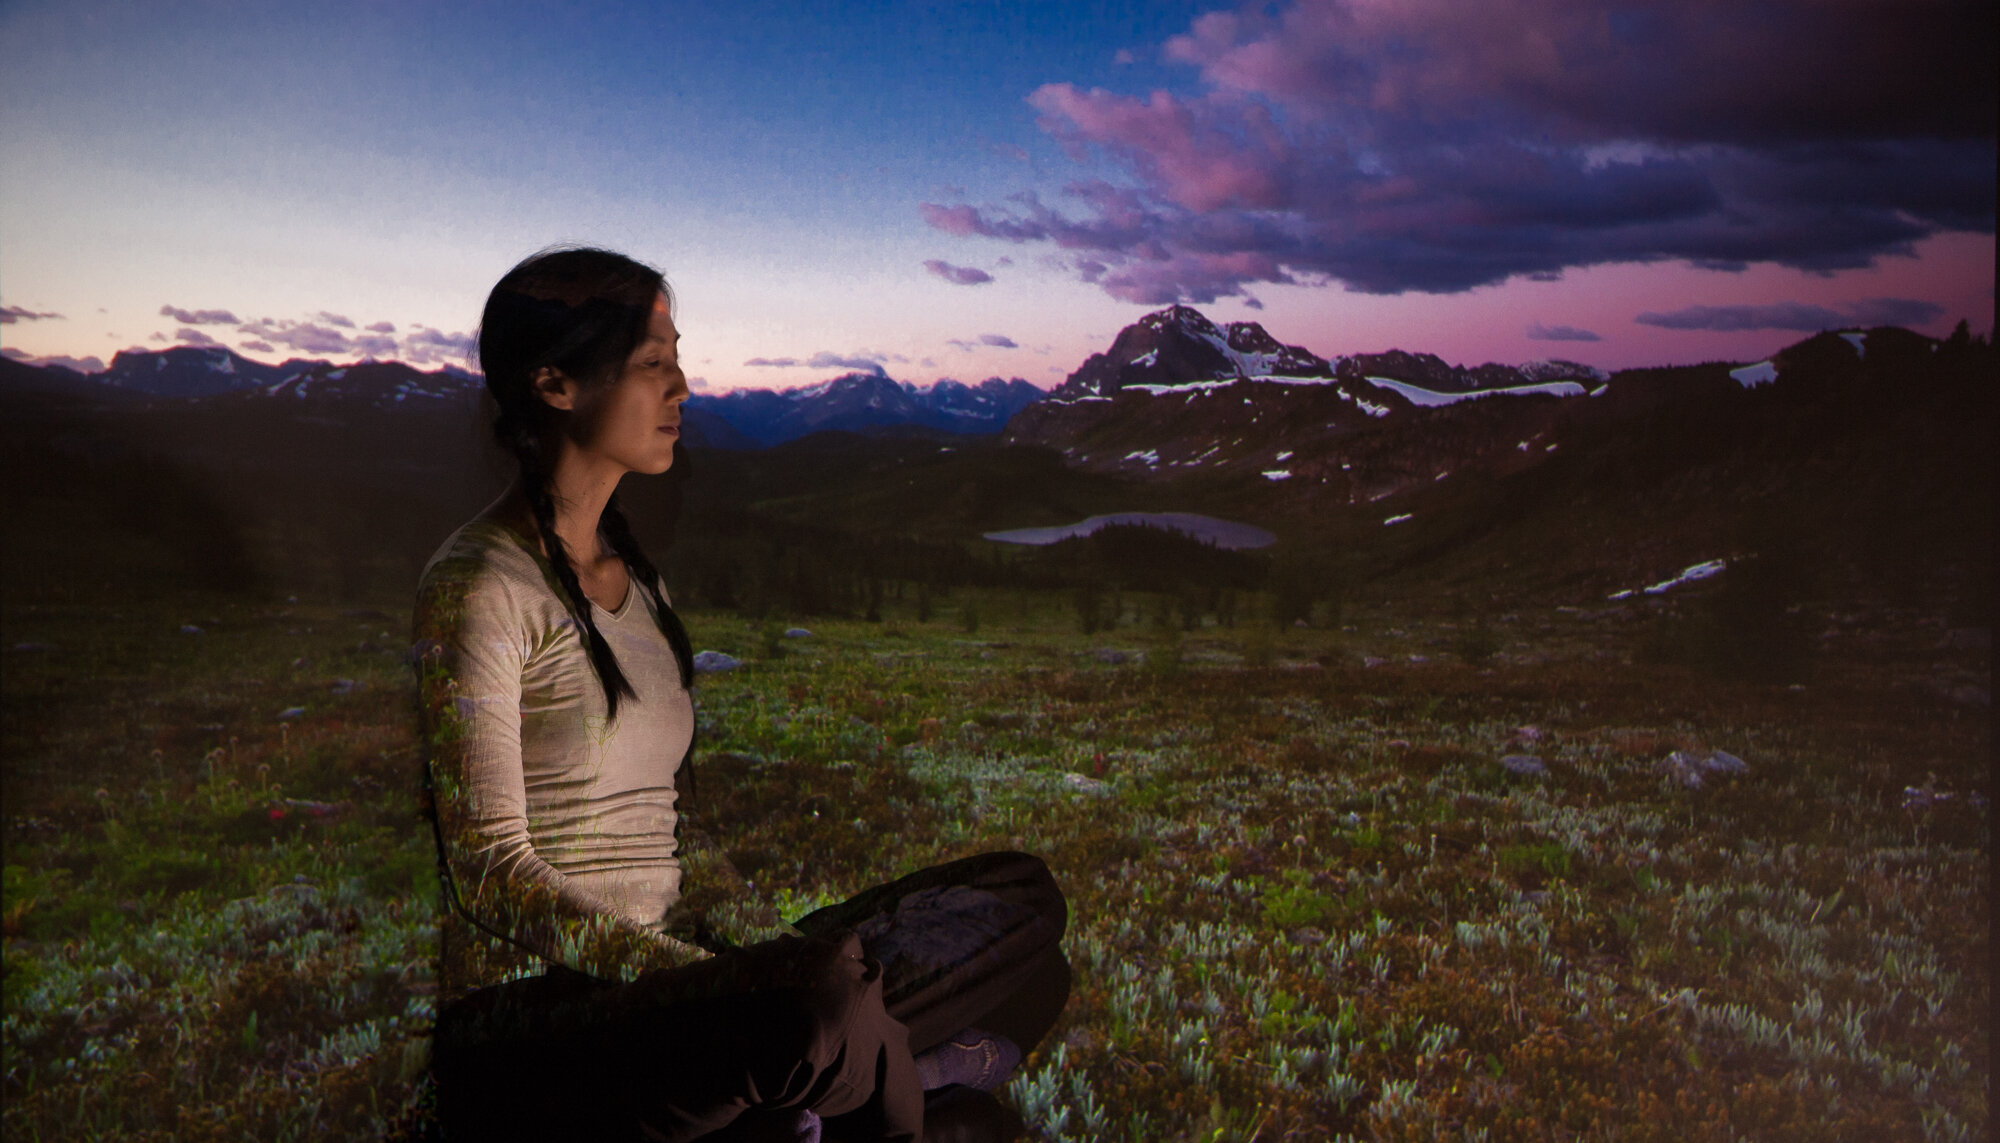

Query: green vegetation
[{"left": 0, "top": 583, "right": 1988, "bottom": 1142}]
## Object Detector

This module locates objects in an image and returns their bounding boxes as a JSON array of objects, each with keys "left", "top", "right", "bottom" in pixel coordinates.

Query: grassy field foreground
[{"left": 0, "top": 587, "right": 1988, "bottom": 1141}]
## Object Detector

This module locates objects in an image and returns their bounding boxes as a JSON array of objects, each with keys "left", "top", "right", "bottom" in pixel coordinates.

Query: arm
[{"left": 413, "top": 554, "right": 713, "bottom": 978}]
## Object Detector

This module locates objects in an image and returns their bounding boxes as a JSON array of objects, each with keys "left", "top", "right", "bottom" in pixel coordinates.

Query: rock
[
  {"left": 693, "top": 650, "right": 742, "bottom": 673},
  {"left": 1501, "top": 754, "right": 1546, "bottom": 776},
  {"left": 1514, "top": 726, "right": 1545, "bottom": 742},
  {"left": 1342, "top": 812, "right": 1363, "bottom": 828},
  {"left": 1362, "top": 656, "right": 1388, "bottom": 668},
  {"left": 330, "top": 678, "right": 356, "bottom": 695},
  {"left": 180, "top": 624, "right": 204, "bottom": 635},
  {"left": 277, "top": 706, "right": 307, "bottom": 720},
  {"left": 1703, "top": 750, "right": 1747, "bottom": 774},
  {"left": 1092, "top": 648, "right": 1133, "bottom": 664},
  {"left": 1659, "top": 749, "right": 1746, "bottom": 788},
  {"left": 1062, "top": 772, "right": 1110, "bottom": 794},
  {"left": 784, "top": 628, "right": 813, "bottom": 638}
]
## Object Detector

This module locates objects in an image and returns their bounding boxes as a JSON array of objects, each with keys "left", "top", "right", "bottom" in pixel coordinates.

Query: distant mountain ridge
[
  {"left": 3, "top": 345, "right": 1045, "bottom": 448},
  {"left": 685, "top": 371, "right": 1044, "bottom": 447}
]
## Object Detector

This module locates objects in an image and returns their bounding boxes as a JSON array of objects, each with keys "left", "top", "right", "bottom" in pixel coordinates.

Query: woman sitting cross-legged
[{"left": 408, "top": 246, "right": 1071, "bottom": 1142}]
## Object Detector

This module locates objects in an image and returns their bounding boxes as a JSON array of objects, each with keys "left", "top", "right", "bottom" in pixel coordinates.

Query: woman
[{"left": 408, "top": 246, "right": 1070, "bottom": 1143}]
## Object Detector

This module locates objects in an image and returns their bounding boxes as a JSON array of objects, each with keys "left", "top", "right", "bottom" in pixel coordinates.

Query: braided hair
[{"left": 473, "top": 246, "right": 696, "bottom": 722}]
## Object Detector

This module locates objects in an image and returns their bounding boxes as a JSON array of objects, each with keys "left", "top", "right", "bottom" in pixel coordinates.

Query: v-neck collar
[{"left": 474, "top": 516, "right": 635, "bottom": 620}]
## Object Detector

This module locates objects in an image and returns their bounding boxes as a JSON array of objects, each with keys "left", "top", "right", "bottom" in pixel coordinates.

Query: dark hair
[{"left": 473, "top": 245, "right": 695, "bottom": 719}]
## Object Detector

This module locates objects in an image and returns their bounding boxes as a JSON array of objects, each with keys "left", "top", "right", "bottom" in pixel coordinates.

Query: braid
[
  {"left": 600, "top": 493, "right": 701, "bottom": 814},
  {"left": 599, "top": 494, "right": 695, "bottom": 692},
  {"left": 498, "top": 413, "right": 638, "bottom": 722}
]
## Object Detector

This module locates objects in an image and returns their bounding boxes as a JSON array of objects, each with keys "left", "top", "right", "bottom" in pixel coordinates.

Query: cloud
[
  {"left": 1635, "top": 297, "right": 1944, "bottom": 332},
  {"left": 686, "top": 375, "right": 711, "bottom": 391},
  {"left": 1, "top": 304, "right": 63, "bottom": 323},
  {"left": 946, "top": 334, "right": 1015, "bottom": 351},
  {"left": 1526, "top": 322, "right": 1601, "bottom": 342},
  {"left": 1844, "top": 297, "right": 1949, "bottom": 327},
  {"left": 316, "top": 311, "right": 356, "bottom": 329},
  {"left": 745, "top": 351, "right": 889, "bottom": 372},
  {"left": 236, "top": 319, "right": 354, "bottom": 355},
  {"left": 353, "top": 334, "right": 399, "bottom": 357},
  {"left": 3, "top": 347, "right": 105, "bottom": 372},
  {"left": 399, "top": 326, "right": 473, "bottom": 365},
  {"left": 160, "top": 304, "right": 240, "bottom": 325},
  {"left": 240, "top": 339, "right": 277, "bottom": 353},
  {"left": 923, "top": 259, "right": 995, "bottom": 285},
  {"left": 806, "top": 351, "right": 887, "bottom": 372},
  {"left": 175, "top": 327, "right": 223, "bottom": 347},
  {"left": 1241, "top": 295, "right": 1264, "bottom": 310},
  {"left": 366, "top": 321, "right": 396, "bottom": 333},
  {"left": 922, "top": 0, "right": 1996, "bottom": 303}
]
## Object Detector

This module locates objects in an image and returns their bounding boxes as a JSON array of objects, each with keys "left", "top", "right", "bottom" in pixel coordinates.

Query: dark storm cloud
[
  {"left": 1635, "top": 297, "right": 1945, "bottom": 332},
  {"left": 923, "top": 0, "right": 1996, "bottom": 303}
]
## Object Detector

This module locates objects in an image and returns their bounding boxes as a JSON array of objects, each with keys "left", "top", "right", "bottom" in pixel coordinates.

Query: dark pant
[{"left": 430, "top": 851, "right": 1069, "bottom": 1143}]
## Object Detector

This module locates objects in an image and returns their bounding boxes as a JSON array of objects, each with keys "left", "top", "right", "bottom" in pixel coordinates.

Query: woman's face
[{"left": 567, "top": 293, "right": 688, "bottom": 476}]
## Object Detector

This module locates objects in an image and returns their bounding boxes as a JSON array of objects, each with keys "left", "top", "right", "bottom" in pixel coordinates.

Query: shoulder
[{"left": 414, "top": 519, "right": 556, "bottom": 636}]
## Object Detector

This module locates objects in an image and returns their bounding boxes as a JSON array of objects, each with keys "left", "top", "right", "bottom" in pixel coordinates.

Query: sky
[{"left": 2, "top": 0, "right": 1993, "bottom": 392}]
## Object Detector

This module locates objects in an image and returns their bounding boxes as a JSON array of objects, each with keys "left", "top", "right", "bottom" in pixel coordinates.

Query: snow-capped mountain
[
  {"left": 82, "top": 345, "right": 483, "bottom": 411},
  {"left": 1055, "top": 305, "right": 1332, "bottom": 398},
  {"left": 685, "top": 370, "right": 1044, "bottom": 448}
]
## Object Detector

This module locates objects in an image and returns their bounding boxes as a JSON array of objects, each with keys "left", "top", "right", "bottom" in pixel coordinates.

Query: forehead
[{"left": 638, "top": 293, "right": 677, "bottom": 346}]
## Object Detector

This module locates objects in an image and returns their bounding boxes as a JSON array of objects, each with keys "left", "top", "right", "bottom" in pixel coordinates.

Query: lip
[{"left": 658, "top": 424, "right": 680, "bottom": 434}]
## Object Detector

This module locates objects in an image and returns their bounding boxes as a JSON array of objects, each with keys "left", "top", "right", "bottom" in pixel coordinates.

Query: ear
[{"left": 529, "top": 366, "right": 580, "bottom": 412}]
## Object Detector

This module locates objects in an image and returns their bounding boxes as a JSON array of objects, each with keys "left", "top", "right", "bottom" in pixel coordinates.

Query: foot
[{"left": 912, "top": 1027, "right": 1022, "bottom": 1093}]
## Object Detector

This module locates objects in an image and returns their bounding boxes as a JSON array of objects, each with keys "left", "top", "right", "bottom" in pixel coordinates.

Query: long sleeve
[{"left": 413, "top": 546, "right": 712, "bottom": 999}]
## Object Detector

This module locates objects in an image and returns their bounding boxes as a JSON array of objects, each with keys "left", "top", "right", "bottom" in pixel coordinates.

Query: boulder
[{"left": 693, "top": 650, "right": 743, "bottom": 673}]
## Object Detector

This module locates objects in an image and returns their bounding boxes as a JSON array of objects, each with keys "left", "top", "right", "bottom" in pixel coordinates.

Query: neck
[{"left": 498, "top": 450, "right": 624, "bottom": 564}]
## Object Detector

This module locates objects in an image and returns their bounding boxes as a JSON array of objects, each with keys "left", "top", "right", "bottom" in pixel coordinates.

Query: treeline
[{"left": 654, "top": 515, "right": 1344, "bottom": 629}]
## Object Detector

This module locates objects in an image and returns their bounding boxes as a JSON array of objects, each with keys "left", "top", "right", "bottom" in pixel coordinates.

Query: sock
[{"left": 912, "top": 1027, "right": 1022, "bottom": 1092}]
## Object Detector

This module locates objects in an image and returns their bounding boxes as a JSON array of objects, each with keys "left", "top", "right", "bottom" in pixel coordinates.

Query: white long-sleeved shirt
[{"left": 413, "top": 516, "right": 787, "bottom": 1007}]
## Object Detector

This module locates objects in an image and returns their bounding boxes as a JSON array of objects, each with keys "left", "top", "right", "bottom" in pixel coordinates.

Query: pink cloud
[
  {"left": 923, "top": 0, "right": 1993, "bottom": 305},
  {"left": 1027, "top": 84, "right": 1285, "bottom": 212},
  {"left": 175, "top": 327, "right": 223, "bottom": 347}
]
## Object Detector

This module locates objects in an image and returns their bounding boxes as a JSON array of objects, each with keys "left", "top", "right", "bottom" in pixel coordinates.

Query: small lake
[{"left": 982, "top": 511, "right": 1276, "bottom": 550}]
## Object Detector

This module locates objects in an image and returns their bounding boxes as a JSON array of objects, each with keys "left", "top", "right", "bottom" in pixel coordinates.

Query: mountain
[
  {"left": 685, "top": 370, "right": 1044, "bottom": 448},
  {"left": 4, "top": 346, "right": 1042, "bottom": 447},
  {"left": 1050, "top": 304, "right": 1606, "bottom": 400},
  {"left": 1055, "top": 304, "right": 1332, "bottom": 398}
]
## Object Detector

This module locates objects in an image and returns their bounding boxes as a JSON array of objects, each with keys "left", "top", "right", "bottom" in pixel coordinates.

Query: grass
[{"left": 1, "top": 583, "right": 1988, "bottom": 1141}]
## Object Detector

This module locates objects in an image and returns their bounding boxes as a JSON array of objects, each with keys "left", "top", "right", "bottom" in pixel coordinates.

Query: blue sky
[{"left": 3, "top": 0, "right": 1992, "bottom": 389}]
